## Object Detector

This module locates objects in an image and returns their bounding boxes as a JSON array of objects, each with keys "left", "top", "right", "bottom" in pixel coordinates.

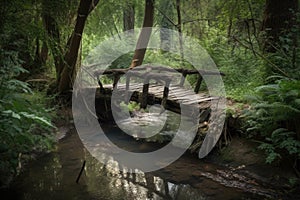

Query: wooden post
[
  {"left": 113, "top": 72, "right": 120, "bottom": 89},
  {"left": 76, "top": 160, "right": 86, "bottom": 183},
  {"left": 194, "top": 75, "right": 203, "bottom": 93},
  {"left": 97, "top": 77, "right": 105, "bottom": 93},
  {"left": 179, "top": 71, "right": 187, "bottom": 87},
  {"left": 161, "top": 79, "right": 170, "bottom": 108},
  {"left": 125, "top": 72, "right": 131, "bottom": 104},
  {"left": 141, "top": 76, "right": 150, "bottom": 109}
]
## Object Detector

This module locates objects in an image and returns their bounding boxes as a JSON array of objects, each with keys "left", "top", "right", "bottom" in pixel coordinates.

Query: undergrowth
[
  {"left": 243, "top": 77, "right": 300, "bottom": 171},
  {"left": 0, "top": 48, "right": 56, "bottom": 187}
]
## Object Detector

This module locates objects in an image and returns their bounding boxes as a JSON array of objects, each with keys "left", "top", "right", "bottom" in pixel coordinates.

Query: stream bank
[
  {"left": 2, "top": 121, "right": 300, "bottom": 200},
  {"left": 1, "top": 103, "right": 300, "bottom": 199}
]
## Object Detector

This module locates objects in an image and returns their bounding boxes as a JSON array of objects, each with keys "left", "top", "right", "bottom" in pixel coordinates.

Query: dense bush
[
  {"left": 0, "top": 48, "right": 55, "bottom": 187},
  {"left": 199, "top": 28, "right": 265, "bottom": 101},
  {"left": 244, "top": 77, "right": 300, "bottom": 165}
]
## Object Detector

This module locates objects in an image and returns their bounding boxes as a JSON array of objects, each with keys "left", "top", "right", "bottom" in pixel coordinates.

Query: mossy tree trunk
[
  {"left": 130, "top": 0, "right": 154, "bottom": 69},
  {"left": 57, "top": 0, "right": 99, "bottom": 94}
]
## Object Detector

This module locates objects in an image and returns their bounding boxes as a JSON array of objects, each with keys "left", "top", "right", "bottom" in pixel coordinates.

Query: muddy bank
[{"left": 206, "top": 136, "right": 300, "bottom": 199}]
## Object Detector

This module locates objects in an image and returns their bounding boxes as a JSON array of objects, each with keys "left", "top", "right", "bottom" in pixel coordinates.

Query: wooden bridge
[{"left": 93, "top": 65, "right": 224, "bottom": 121}]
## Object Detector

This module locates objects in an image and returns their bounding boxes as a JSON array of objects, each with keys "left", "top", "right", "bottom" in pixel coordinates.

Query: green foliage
[
  {"left": 200, "top": 29, "right": 265, "bottom": 101},
  {"left": 127, "top": 101, "right": 141, "bottom": 112},
  {"left": 0, "top": 48, "right": 55, "bottom": 186},
  {"left": 261, "top": 10, "right": 300, "bottom": 79},
  {"left": 82, "top": 0, "right": 145, "bottom": 61},
  {"left": 82, "top": 0, "right": 267, "bottom": 101},
  {"left": 120, "top": 101, "right": 142, "bottom": 113},
  {"left": 244, "top": 78, "right": 300, "bottom": 164},
  {"left": 111, "top": 53, "right": 134, "bottom": 69}
]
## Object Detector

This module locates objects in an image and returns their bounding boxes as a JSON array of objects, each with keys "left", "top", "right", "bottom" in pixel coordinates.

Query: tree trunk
[
  {"left": 130, "top": 0, "right": 154, "bottom": 69},
  {"left": 159, "top": 0, "right": 174, "bottom": 51},
  {"left": 57, "top": 0, "right": 99, "bottom": 94},
  {"left": 176, "top": 0, "right": 184, "bottom": 60},
  {"left": 43, "top": 13, "right": 64, "bottom": 80},
  {"left": 40, "top": 41, "right": 49, "bottom": 64},
  {"left": 123, "top": 1, "right": 135, "bottom": 32},
  {"left": 32, "top": 38, "right": 48, "bottom": 70},
  {"left": 261, "top": 0, "right": 298, "bottom": 52}
]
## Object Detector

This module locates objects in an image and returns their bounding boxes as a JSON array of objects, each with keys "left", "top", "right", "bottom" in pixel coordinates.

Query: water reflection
[
  {"left": 9, "top": 126, "right": 274, "bottom": 200},
  {"left": 84, "top": 152, "right": 207, "bottom": 200},
  {"left": 9, "top": 128, "right": 203, "bottom": 200}
]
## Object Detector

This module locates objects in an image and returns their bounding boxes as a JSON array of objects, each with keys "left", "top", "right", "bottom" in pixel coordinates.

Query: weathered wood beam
[
  {"left": 194, "top": 75, "right": 203, "bottom": 94},
  {"left": 138, "top": 72, "right": 172, "bottom": 109},
  {"left": 97, "top": 77, "right": 104, "bottom": 92},
  {"left": 179, "top": 71, "right": 187, "bottom": 86},
  {"left": 113, "top": 72, "right": 120, "bottom": 89},
  {"left": 125, "top": 73, "right": 131, "bottom": 103},
  {"left": 141, "top": 78, "right": 150, "bottom": 109},
  {"left": 161, "top": 80, "right": 171, "bottom": 108},
  {"left": 94, "top": 68, "right": 129, "bottom": 76},
  {"left": 93, "top": 66, "right": 225, "bottom": 77},
  {"left": 94, "top": 66, "right": 224, "bottom": 98}
]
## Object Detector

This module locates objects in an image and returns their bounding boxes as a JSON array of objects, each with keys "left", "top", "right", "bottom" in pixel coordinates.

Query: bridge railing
[{"left": 93, "top": 65, "right": 224, "bottom": 108}]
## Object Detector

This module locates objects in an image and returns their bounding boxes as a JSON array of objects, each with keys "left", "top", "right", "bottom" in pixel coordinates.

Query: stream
[{"left": 4, "top": 122, "right": 281, "bottom": 200}]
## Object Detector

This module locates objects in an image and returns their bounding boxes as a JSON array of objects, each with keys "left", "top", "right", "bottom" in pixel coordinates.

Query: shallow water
[{"left": 6, "top": 125, "right": 278, "bottom": 200}]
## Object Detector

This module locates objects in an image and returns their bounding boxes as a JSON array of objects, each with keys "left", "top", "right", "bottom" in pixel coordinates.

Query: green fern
[
  {"left": 0, "top": 48, "right": 55, "bottom": 185},
  {"left": 244, "top": 78, "right": 300, "bottom": 164}
]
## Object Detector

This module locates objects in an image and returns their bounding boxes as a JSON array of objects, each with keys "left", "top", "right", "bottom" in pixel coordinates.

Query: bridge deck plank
[{"left": 100, "top": 83, "right": 216, "bottom": 110}]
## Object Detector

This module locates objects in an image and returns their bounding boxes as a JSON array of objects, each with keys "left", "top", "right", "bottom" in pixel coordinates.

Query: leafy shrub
[
  {"left": 244, "top": 77, "right": 300, "bottom": 164},
  {"left": 120, "top": 101, "right": 144, "bottom": 114},
  {"left": 200, "top": 30, "right": 265, "bottom": 101},
  {"left": 0, "top": 48, "right": 55, "bottom": 187}
]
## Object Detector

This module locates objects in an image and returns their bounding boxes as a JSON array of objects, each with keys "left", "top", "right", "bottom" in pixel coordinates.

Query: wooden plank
[
  {"left": 170, "top": 89, "right": 194, "bottom": 94},
  {"left": 117, "top": 84, "right": 139, "bottom": 89},
  {"left": 171, "top": 94, "right": 199, "bottom": 99},
  {"left": 125, "top": 84, "right": 143, "bottom": 90},
  {"left": 149, "top": 87, "right": 164, "bottom": 91},
  {"left": 150, "top": 91, "right": 164, "bottom": 94},
  {"left": 169, "top": 90, "right": 195, "bottom": 96},
  {"left": 151, "top": 91, "right": 164, "bottom": 96},
  {"left": 170, "top": 92, "right": 197, "bottom": 99},
  {"left": 183, "top": 97, "right": 219, "bottom": 104},
  {"left": 169, "top": 86, "right": 192, "bottom": 92},
  {"left": 196, "top": 93, "right": 210, "bottom": 97},
  {"left": 197, "top": 102, "right": 211, "bottom": 109},
  {"left": 148, "top": 85, "right": 165, "bottom": 91},
  {"left": 93, "top": 66, "right": 225, "bottom": 77},
  {"left": 97, "top": 82, "right": 218, "bottom": 117}
]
